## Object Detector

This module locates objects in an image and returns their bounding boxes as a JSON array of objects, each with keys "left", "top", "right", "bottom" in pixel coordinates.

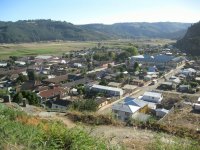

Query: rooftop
[
  {"left": 143, "top": 91, "right": 162, "bottom": 98},
  {"left": 112, "top": 103, "right": 140, "bottom": 114},
  {"left": 92, "top": 84, "right": 123, "bottom": 93}
]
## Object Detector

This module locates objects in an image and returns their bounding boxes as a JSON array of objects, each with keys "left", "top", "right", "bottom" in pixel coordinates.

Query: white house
[
  {"left": 60, "top": 60, "right": 67, "bottom": 64},
  {"left": 112, "top": 103, "right": 141, "bottom": 121},
  {"left": 0, "top": 62, "right": 7, "bottom": 67},
  {"left": 15, "top": 61, "right": 26, "bottom": 66},
  {"left": 112, "top": 97, "right": 149, "bottom": 121},
  {"left": 141, "top": 92, "right": 163, "bottom": 103},
  {"left": 168, "top": 76, "right": 181, "bottom": 84},
  {"left": 73, "top": 63, "right": 82, "bottom": 68},
  {"left": 91, "top": 84, "right": 123, "bottom": 97},
  {"left": 193, "top": 103, "right": 200, "bottom": 111},
  {"left": 198, "top": 97, "right": 200, "bottom": 103}
]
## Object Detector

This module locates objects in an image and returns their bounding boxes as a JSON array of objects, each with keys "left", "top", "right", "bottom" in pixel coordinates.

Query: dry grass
[{"left": 162, "top": 104, "right": 200, "bottom": 130}]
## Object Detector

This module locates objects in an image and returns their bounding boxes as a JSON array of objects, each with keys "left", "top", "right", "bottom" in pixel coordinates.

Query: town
[{"left": 0, "top": 42, "right": 199, "bottom": 130}]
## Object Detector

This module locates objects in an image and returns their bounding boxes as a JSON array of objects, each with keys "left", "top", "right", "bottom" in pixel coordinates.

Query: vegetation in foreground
[
  {"left": 0, "top": 104, "right": 112, "bottom": 150},
  {"left": 147, "top": 135, "right": 200, "bottom": 150}
]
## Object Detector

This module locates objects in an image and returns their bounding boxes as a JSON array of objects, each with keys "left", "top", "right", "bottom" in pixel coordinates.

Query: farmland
[{"left": 0, "top": 39, "right": 175, "bottom": 59}]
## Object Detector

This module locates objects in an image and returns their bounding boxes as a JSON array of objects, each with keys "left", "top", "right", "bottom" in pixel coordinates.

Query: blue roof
[
  {"left": 124, "top": 97, "right": 147, "bottom": 107},
  {"left": 131, "top": 54, "right": 175, "bottom": 63}
]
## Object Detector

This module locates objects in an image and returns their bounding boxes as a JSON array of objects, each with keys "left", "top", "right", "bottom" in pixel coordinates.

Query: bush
[{"left": 70, "top": 99, "right": 98, "bottom": 112}]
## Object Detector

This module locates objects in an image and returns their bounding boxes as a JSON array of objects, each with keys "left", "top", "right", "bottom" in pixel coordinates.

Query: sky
[{"left": 0, "top": 0, "right": 200, "bottom": 24}]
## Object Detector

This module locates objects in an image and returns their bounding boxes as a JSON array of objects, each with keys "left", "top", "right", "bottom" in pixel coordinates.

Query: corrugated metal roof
[
  {"left": 112, "top": 103, "right": 140, "bottom": 113},
  {"left": 143, "top": 92, "right": 162, "bottom": 98},
  {"left": 92, "top": 84, "right": 123, "bottom": 93}
]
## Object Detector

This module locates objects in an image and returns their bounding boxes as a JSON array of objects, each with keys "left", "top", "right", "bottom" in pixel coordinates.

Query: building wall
[
  {"left": 52, "top": 104, "right": 67, "bottom": 112},
  {"left": 142, "top": 95, "right": 162, "bottom": 103},
  {"left": 138, "top": 105, "right": 149, "bottom": 113},
  {"left": 113, "top": 110, "right": 132, "bottom": 121},
  {"left": 92, "top": 87, "right": 123, "bottom": 97}
]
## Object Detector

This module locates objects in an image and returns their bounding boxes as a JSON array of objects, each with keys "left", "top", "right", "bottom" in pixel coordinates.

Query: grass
[
  {"left": 0, "top": 39, "right": 174, "bottom": 59},
  {"left": 0, "top": 104, "right": 116, "bottom": 150},
  {"left": 0, "top": 41, "right": 96, "bottom": 59},
  {"left": 147, "top": 134, "right": 200, "bottom": 150}
]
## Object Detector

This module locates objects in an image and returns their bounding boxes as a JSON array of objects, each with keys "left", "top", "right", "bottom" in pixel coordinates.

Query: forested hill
[
  {"left": 176, "top": 21, "right": 200, "bottom": 55},
  {"left": 0, "top": 19, "right": 191, "bottom": 43}
]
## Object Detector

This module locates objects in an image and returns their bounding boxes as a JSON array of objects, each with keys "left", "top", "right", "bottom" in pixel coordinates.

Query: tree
[
  {"left": 108, "top": 51, "right": 116, "bottom": 60},
  {"left": 21, "top": 91, "right": 40, "bottom": 105},
  {"left": 13, "top": 92, "right": 23, "bottom": 104},
  {"left": 27, "top": 70, "right": 36, "bottom": 81},
  {"left": 126, "top": 46, "right": 138, "bottom": 56},
  {"left": 133, "top": 62, "right": 140, "bottom": 72},
  {"left": 99, "top": 79, "right": 108, "bottom": 86},
  {"left": 16, "top": 73, "right": 28, "bottom": 83},
  {"left": 70, "top": 99, "right": 98, "bottom": 112}
]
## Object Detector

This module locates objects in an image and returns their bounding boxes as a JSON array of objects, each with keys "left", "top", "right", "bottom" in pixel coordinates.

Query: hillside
[
  {"left": 0, "top": 20, "right": 191, "bottom": 43},
  {"left": 81, "top": 22, "right": 189, "bottom": 39},
  {"left": 176, "top": 21, "right": 200, "bottom": 55}
]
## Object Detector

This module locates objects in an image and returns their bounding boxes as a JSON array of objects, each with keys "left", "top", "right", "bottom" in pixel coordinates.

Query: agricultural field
[{"left": 0, "top": 39, "right": 175, "bottom": 59}]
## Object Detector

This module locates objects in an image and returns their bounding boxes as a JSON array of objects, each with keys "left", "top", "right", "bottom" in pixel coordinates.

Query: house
[
  {"left": 159, "top": 82, "right": 176, "bottom": 90},
  {"left": 73, "top": 63, "right": 82, "bottom": 68},
  {"left": 178, "top": 74, "right": 187, "bottom": 80},
  {"left": 112, "top": 103, "right": 141, "bottom": 121},
  {"left": 168, "top": 76, "right": 181, "bottom": 84},
  {"left": 0, "top": 62, "right": 7, "bottom": 67},
  {"left": 129, "top": 54, "right": 185, "bottom": 69},
  {"left": 178, "top": 85, "right": 190, "bottom": 92},
  {"left": 35, "top": 55, "right": 52, "bottom": 60},
  {"left": 96, "top": 97, "right": 109, "bottom": 108},
  {"left": 90, "top": 84, "right": 123, "bottom": 97},
  {"left": 155, "top": 108, "right": 169, "bottom": 117},
  {"left": 20, "top": 81, "right": 41, "bottom": 91},
  {"left": 141, "top": 92, "right": 163, "bottom": 103},
  {"left": 122, "top": 84, "right": 137, "bottom": 93},
  {"left": 15, "top": 61, "right": 26, "bottom": 66},
  {"left": 112, "top": 97, "right": 149, "bottom": 121},
  {"left": 124, "top": 97, "right": 148, "bottom": 113},
  {"left": 144, "top": 75, "right": 152, "bottom": 81},
  {"left": 38, "top": 85, "right": 67, "bottom": 101},
  {"left": 193, "top": 103, "right": 200, "bottom": 111},
  {"left": 51, "top": 99, "right": 72, "bottom": 112},
  {"left": 130, "top": 79, "right": 144, "bottom": 87},
  {"left": 43, "top": 75, "right": 68, "bottom": 84},
  {"left": 180, "top": 68, "right": 196, "bottom": 77},
  {"left": 108, "top": 82, "right": 122, "bottom": 88},
  {"left": 198, "top": 97, "right": 200, "bottom": 103}
]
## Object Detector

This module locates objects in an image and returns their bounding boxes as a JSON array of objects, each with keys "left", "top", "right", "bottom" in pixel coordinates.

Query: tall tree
[{"left": 27, "top": 70, "right": 36, "bottom": 81}]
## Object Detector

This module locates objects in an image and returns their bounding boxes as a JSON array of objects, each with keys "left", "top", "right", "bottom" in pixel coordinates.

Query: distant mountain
[
  {"left": 176, "top": 21, "right": 200, "bottom": 55},
  {"left": 0, "top": 19, "right": 191, "bottom": 43},
  {"left": 81, "top": 22, "right": 190, "bottom": 39}
]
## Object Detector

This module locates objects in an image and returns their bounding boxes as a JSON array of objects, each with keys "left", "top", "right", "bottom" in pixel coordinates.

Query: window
[
  {"left": 125, "top": 112, "right": 130, "bottom": 116},
  {"left": 114, "top": 110, "right": 118, "bottom": 113}
]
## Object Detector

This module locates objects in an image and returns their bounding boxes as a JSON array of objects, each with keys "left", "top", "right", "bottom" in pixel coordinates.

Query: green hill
[
  {"left": 0, "top": 19, "right": 191, "bottom": 43},
  {"left": 176, "top": 21, "right": 200, "bottom": 55}
]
